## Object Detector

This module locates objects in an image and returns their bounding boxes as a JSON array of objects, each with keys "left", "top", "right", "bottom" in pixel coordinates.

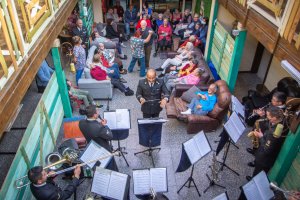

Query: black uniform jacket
[{"left": 136, "top": 78, "right": 169, "bottom": 115}]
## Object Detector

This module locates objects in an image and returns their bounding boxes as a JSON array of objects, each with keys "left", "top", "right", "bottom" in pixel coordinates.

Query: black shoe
[
  {"left": 96, "top": 105, "right": 103, "bottom": 108},
  {"left": 153, "top": 52, "right": 157, "bottom": 57},
  {"left": 246, "top": 176, "right": 252, "bottom": 181},
  {"left": 247, "top": 162, "right": 255, "bottom": 167},
  {"left": 120, "top": 55, "right": 127, "bottom": 60},
  {"left": 125, "top": 89, "right": 134, "bottom": 96},
  {"left": 158, "top": 73, "right": 165, "bottom": 78},
  {"left": 155, "top": 68, "right": 163, "bottom": 71},
  {"left": 119, "top": 77, "right": 127, "bottom": 83},
  {"left": 247, "top": 148, "right": 255, "bottom": 155}
]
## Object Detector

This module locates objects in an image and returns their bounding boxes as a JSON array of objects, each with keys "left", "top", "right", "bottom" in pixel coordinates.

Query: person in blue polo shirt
[{"left": 181, "top": 83, "right": 217, "bottom": 115}]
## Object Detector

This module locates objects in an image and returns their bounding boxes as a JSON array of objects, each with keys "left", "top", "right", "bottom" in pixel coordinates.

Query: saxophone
[{"left": 247, "top": 120, "right": 260, "bottom": 149}]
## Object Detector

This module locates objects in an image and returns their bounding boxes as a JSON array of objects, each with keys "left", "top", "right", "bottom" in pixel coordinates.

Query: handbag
[{"left": 70, "top": 62, "right": 76, "bottom": 73}]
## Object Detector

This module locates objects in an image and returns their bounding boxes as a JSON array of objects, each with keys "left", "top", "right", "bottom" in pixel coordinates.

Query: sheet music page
[
  {"left": 91, "top": 167, "right": 111, "bottom": 197},
  {"left": 212, "top": 192, "right": 228, "bottom": 200},
  {"left": 104, "top": 111, "right": 117, "bottom": 129},
  {"left": 183, "top": 139, "right": 201, "bottom": 164},
  {"left": 107, "top": 171, "right": 128, "bottom": 200},
  {"left": 150, "top": 168, "right": 167, "bottom": 193},
  {"left": 231, "top": 95, "right": 245, "bottom": 118},
  {"left": 254, "top": 171, "right": 274, "bottom": 200},
  {"left": 80, "top": 141, "right": 112, "bottom": 168},
  {"left": 224, "top": 119, "right": 240, "bottom": 143},
  {"left": 116, "top": 109, "right": 130, "bottom": 129},
  {"left": 231, "top": 112, "right": 246, "bottom": 137},
  {"left": 133, "top": 169, "right": 150, "bottom": 195},
  {"left": 243, "top": 180, "right": 263, "bottom": 200},
  {"left": 194, "top": 131, "right": 211, "bottom": 157}
]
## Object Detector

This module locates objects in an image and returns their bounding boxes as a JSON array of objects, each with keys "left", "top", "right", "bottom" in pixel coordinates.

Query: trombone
[{"left": 15, "top": 151, "right": 119, "bottom": 189}]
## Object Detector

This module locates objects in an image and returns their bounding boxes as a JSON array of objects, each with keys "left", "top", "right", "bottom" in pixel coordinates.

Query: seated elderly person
[
  {"left": 155, "top": 18, "right": 172, "bottom": 55},
  {"left": 173, "top": 9, "right": 192, "bottom": 35},
  {"left": 178, "top": 35, "right": 201, "bottom": 53},
  {"left": 136, "top": 14, "right": 152, "bottom": 29},
  {"left": 90, "top": 31, "right": 127, "bottom": 60},
  {"left": 95, "top": 42, "right": 127, "bottom": 75},
  {"left": 90, "top": 55, "right": 134, "bottom": 96},
  {"left": 36, "top": 60, "right": 54, "bottom": 93},
  {"left": 106, "top": 18, "right": 126, "bottom": 47},
  {"left": 179, "top": 13, "right": 200, "bottom": 39},
  {"left": 183, "top": 22, "right": 201, "bottom": 39},
  {"left": 156, "top": 42, "right": 194, "bottom": 72},
  {"left": 165, "top": 68, "right": 202, "bottom": 92},
  {"left": 181, "top": 83, "right": 217, "bottom": 115}
]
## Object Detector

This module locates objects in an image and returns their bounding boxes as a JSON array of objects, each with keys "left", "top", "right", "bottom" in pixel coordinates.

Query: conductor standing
[{"left": 136, "top": 69, "right": 169, "bottom": 118}]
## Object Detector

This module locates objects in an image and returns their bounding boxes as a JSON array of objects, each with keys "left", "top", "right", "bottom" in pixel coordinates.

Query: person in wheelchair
[{"left": 154, "top": 18, "right": 172, "bottom": 56}]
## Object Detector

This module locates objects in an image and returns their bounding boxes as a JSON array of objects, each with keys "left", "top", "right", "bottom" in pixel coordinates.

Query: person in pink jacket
[
  {"left": 157, "top": 18, "right": 172, "bottom": 52},
  {"left": 165, "top": 68, "right": 202, "bottom": 92}
]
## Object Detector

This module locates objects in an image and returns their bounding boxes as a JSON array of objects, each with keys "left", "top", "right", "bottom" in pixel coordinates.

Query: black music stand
[
  {"left": 134, "top": 118, "right": 166, "bottom": 167},
  {"left": 176, "top": 131, "right": 211, "bottom": 197},
  {"left": 112, "top": 129, "right": 130, "bottom": 167}
]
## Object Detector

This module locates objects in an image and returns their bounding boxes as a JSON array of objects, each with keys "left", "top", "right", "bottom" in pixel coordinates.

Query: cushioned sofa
[
  {"left": 78, "top": 45, "right": 113, "bottom": 99},
  {"left": 166, "top": 80, "right": 231, "bottom": 134}
]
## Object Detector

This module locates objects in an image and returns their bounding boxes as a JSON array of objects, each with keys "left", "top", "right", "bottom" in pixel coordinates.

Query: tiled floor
[{"left": 0, "top": 41, "right": 262, "bottom": 199}]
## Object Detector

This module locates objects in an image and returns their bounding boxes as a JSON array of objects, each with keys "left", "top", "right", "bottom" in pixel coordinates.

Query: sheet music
[
  {"left": 224, "top": 112, "right": 246, "bottom": 143},
  {"left": 116, "top": 109, "right": 130, "bottom": 129},
  {"left": 104, "top": 112, "right": 117, "bottom": 129},
  {"left": 104, "top": 109, "right": 130, "bottom": 129},
  {"left": 243, "top": 180, "right": 262, "bottom": 200},
  {"left": 253, "top": 171, "right": 274, "bottom": 200},
  {"left": 133, "top": 170, "right": 150, "bottom": 195},
  {"left": 212, "top": 192, "right": 228, "bottom": 200},
  {"left": 194, "top": 131, "right": 211, "bottom": 157},
  {"left": 231, "top": 95, "right": 245, "bottom": 118},
  {"left": 150, "top": 168, "right": 167, "bottom": 193},
  {"left": 107, "top": 171, "right": 128, "bottom": 200},
  {"left": 80, "top": 141, "right": 111, "bottom": 168},
  {"left": 91, "top": 168, "right": 111, "bottom": 196},
  {"left": 137, "top": 119, "right": 168, "bottom": 124},
  {"left": 183, "top": 139, "right": 201, "bottom": 164}
]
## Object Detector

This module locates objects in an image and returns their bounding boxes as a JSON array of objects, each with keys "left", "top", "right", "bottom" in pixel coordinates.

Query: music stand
[
  {"left": 241, "top": 171, "right": 274, "bottom": 200},
  {"left": 104, "top": 109, "right": 131, "bottom": 167},
  {"left": 134, "top": 118, "right": 167, "bottom": 167},
  {"left": 212, "top": 191, "right": 229, "bottom": 200},
  {"left": 177, "top": 131, "right": 212, "bottom": 197}
]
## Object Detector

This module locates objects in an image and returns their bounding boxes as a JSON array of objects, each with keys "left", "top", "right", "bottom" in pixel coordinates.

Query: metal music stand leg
[
  {"left": 134, "top": 146, "right": 161, "bottom": 167},
  {"left": 217, "top": 140, "right": 240, "bottom": 176},
  {"left": 114, "top": 139, "right": 129, "bottom": 167},
  {"left": 203, "top": 173, "right": 226, "bottom": 193},
  {"left": 177, "top": 165, "right": 201, "bottom": 197}
]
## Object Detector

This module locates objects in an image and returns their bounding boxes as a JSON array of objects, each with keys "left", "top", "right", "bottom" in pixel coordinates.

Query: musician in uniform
[
  {"left": 72, "top": 19, "right": 88, "bottom": 50},
  {"left": 79, "top": 105, "right": 118, "bottom": 171},
  {"left": 28, "top": 165, "right": 81, "bottom": 200},
  {"left": 136, "top": 69, "right": 170, "bottom": 118},
  {"left": 246, "top": 106, "right": 287, "bottom": 180},
  {"left": 246, "top": 91, "right": 287, "bottom": 155}
]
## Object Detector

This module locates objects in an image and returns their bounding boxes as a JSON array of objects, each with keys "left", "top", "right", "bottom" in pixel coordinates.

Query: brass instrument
[
  {"left": 150, "top": 187, "right": 157, "bottom": 200},
  {"left": 248, "top": 103, "right": 270, "bottom": 120},
  {"left": 247, "top": 120, "right": 261, "bottom": 149},
  {"left": 15, "top": 151, "right": 119, "bottom": 189},
  {"left": 270, "top": 182, "right": 300, "bottom": 200},
  {"left": 210, "top": 153, "right": 219, "bottom": 182}
]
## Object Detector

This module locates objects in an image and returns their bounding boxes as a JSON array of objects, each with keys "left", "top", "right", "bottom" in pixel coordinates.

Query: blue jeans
[
  {"left": 107, "top": 63, "right": 120, "bottom": 79},
  {"left": 125, "top": 22, "right": 136, "bottom": 36},
  {"left": 76, "top": 68, "right": 84, "bottom": 86},
  {"left": 128, "top": 56, "right": 146, "bottom": 77},
  {"left": 188, "top": 97, "right": 208, "bottom": 116}
]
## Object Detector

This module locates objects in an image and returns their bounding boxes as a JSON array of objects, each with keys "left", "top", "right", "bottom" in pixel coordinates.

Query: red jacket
[
  {"left": 136, "top": 19, "right": 152, "bottom": 29},
  {"left": 90, "top": 66, "right": 107, "bottom": 81},
  {"left": 158, "top": 25, "right": 172, "bottom": 41},
  {"left": 100, "top": 55, "right": 110, "bottom": 68}
]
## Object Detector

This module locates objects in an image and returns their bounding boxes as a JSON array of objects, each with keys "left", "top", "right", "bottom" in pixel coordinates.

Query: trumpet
[{"left": 15, "top": 151, "right": 119, "bottom": 189}]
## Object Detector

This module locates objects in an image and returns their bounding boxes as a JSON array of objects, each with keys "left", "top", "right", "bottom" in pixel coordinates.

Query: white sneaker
[
  {"left": 120, "top": 43, "right": 127, "bottom": 48},
  {"left": 181, "top": 109, "right": 192, "bottom": 115}
]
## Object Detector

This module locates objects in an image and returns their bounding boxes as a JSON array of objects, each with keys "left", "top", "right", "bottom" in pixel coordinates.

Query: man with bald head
[
  {"left": 139, "top": 19, "right": 155, "bottom": 69},
  {"left": 136, "top": 69, "right": 170, "bottom": 118},
  {"left": 72, "top": 19, "right": 88, "bottom": 49}
]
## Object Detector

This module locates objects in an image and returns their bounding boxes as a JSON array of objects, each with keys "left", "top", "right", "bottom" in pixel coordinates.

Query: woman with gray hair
[{"left": 156, "top": 42, "right": 194, "bottom": 71}]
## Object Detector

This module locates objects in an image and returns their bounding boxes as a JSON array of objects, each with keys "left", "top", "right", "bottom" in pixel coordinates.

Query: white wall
[
  {"left": 239, "top": 34, "right": 258, "bottom": 71},
  {"left": 92, "top": 0, "right": 103, "bottom": 23},
  {"left": 265, "top": 57, "right": 291, "bottom": 90}
]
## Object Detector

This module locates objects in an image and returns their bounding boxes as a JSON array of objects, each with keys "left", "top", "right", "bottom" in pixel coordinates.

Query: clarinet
[{"left": 248, "top": 103, "right": 270, "bottom": 120}]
